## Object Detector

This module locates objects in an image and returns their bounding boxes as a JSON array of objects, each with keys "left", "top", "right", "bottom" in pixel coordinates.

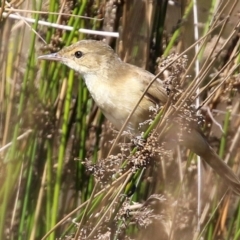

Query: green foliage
[{"left": 0, "top": 1, "right": 240, "bottom": 240}]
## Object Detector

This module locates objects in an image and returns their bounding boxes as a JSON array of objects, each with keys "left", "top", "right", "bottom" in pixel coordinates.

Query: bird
[{"left": 38, "top": 40, "right": 240, "bottom": 194}]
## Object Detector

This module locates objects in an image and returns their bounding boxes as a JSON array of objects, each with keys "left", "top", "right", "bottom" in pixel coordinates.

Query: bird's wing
[{"left": 133, "top": 66, "right": 168, "bottom": 105}]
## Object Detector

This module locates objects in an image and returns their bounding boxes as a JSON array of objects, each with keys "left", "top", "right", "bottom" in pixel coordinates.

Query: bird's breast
[{"left": 83, "top": 74, "right": 153, "bottom": 133}]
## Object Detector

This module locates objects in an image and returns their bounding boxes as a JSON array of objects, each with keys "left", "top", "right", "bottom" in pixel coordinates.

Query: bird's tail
[
  {"left": 183, "top": 129, "right": 240, "bottom": 195},
  {"left": 202, "top": 147, "right": 240, "bottom": 195}
]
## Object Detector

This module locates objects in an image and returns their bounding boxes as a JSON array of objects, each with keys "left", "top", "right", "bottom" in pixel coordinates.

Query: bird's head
[{"left": 38, "top": 40, "right": 120, "bottom": 76}]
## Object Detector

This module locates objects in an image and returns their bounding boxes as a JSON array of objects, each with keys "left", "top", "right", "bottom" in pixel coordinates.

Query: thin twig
[{"left": 2, "top": 12, "right": 119, "bottom": 38}]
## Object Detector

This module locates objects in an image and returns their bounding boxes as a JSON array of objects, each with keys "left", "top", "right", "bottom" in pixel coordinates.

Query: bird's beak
[{"left": 38, "top": 53, "right": 62, "bottom": 62}]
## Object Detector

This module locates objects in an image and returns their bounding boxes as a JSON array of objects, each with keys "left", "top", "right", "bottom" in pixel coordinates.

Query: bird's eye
[{"left": 74, "top": 51, "right": 83, "bottom": 58}]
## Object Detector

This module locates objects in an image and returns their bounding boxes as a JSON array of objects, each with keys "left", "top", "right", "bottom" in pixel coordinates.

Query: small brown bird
[{"left": 38, "top": 40, "right": 240, "bottom": 194}]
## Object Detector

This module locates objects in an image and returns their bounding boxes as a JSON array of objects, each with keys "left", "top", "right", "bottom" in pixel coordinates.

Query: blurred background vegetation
[{"left": 0, "top": 0, "right": 240, "bottom": 239}]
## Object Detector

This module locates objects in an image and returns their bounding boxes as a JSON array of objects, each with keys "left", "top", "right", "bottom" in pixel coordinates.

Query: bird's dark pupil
[{"left": 75, "top": 51, "right": 82, "bottom": 58}]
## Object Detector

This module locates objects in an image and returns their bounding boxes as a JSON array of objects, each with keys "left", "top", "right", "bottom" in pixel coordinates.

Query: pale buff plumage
[{"left": 39, "top": 40, "right": 240, "bottom": 194}]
